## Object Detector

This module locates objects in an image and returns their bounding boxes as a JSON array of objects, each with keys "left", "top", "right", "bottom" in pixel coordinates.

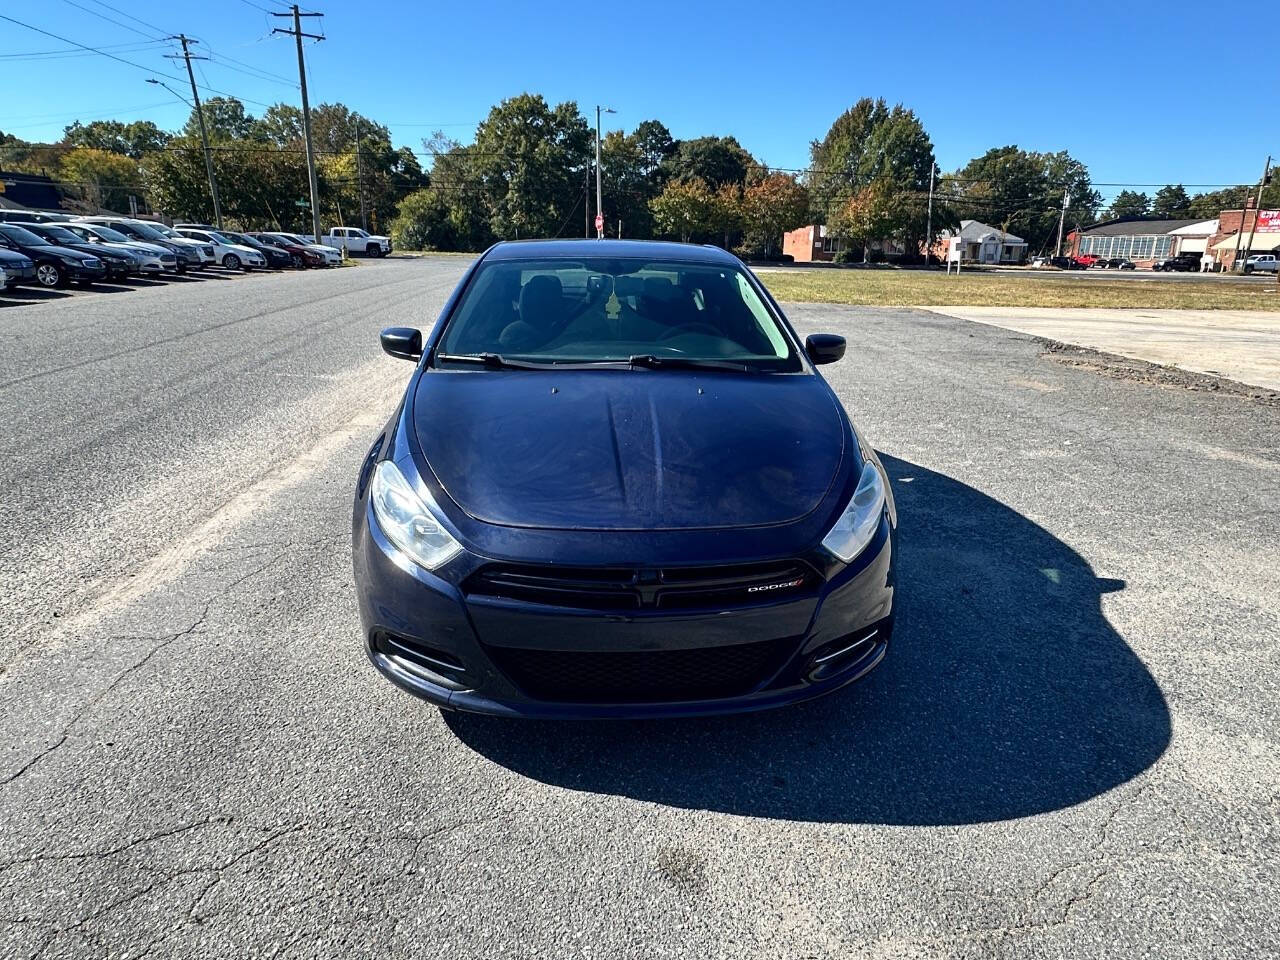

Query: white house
[{"left": 935, "top": 220, "right": 1028, "bottom": 264}]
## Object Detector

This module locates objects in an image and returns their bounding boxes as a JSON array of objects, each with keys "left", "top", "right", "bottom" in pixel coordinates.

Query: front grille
[
  {"left": 464, "top": 560, "right": 815, "bottom": 612},
  {"left": 485, "top": 636, "right": 796, "bottom": 703}
]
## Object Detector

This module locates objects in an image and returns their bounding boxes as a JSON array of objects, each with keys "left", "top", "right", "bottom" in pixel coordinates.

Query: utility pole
[
  {"left": 1055, "top": 187, "right": 1070, "bottom": 257},
  {"left": 354, "top": 119, "right": 367, "bottom": 231},
  {"left": 166, "top": 36, "right": 221, "bottom": 228},
  {"left": 1233, "top": 154, "right": 1271, "bottom": 272},
  {"left": 595, "top": 105, "right": 615, "bottom": 239},
  {"left": 273, "top": 6, "right": 324, "bottom": 243},
  {"left": 924, "top": 162, "right": 935, "bottom": 264},
  {"left": 584, "top": 165, "right": 590, "bottom": 238}
]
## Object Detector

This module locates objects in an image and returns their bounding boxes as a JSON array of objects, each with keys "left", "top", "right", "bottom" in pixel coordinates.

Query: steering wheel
[{"left": 658, "top": 322, "right": 722, "bottom": 340}]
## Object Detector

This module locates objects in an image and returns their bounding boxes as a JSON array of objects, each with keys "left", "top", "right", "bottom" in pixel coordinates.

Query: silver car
[{"left": 63, "top": 224, "right": 178, "bottom": 274}]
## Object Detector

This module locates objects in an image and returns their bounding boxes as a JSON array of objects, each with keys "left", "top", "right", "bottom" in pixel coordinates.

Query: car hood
[
  {"left": 411, "top": 369, "right": 847, "bottom": 531},
  {"left": 34, "top": 243, "right": 96, "bottom": 262}
]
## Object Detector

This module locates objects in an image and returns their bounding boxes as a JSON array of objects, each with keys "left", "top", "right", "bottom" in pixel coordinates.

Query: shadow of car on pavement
[{"left": 445, "top": 454, "right": 1171, "bottom": 825}]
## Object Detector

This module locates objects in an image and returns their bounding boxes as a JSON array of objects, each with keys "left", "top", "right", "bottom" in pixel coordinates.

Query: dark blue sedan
[{"left": 352, "top": 240, "right": 896, "bottom": 717}]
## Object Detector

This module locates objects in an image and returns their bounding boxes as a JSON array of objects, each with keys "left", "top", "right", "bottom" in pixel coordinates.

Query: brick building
[{"left": 1206, "top": 204, "right": 1280, "bottom": 270}]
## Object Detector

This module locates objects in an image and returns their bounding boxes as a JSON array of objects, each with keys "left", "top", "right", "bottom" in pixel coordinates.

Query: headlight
[
  {"left": 820, "top": 462, "right": 887, "bottom": 562},
  {"left": 370, "top": 460, "right": 462, "bottom": 571}
]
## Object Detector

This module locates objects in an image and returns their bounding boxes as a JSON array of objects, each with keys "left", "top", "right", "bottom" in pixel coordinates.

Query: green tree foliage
[
  {"left": 830, "top": 180, "right": 918, "bottom": 261},
  {"left": 62, "top": 119, "right": 170, "bottom": 159},
  {"left": 808, "top": 98, "right": 937, "bottom": 226},
  {"left": 1107, "top": 190, "right": 1150, "bottom": 219},
  {"left": 949, "top": 146, "right": 1100, "bottom": 253},
  {"left": 660, "top": 135, "right": 754, "bottom": 189},
  {"left": 739, "top": 173, "right": 809, "bottom": 257},
  {"left": 466, "top": 93, "right": 592, "bottom": 240},
  {"left": 143, "top": 136, "right": 311, "bottom": 229},
  {"left": 1188, "top": 186, "right": 1248, "bottom": 218},
  {"left": 651, "top": 178, "right": 717, "bottom": 242},
  {"left": 184, "top": 97, "right": 255, "bottom": 142},
  {"left": 1152, "top": 184, "right": 1191, "bottom": 218},
  {"left": 58, "top": 147, "right": 142, "bottom": 212},
  {"left": 390, "top": 187, "right": 456, "bottom": 250},
  {"left": 598, "top": 120, "right": 678, "bottom": 239}
]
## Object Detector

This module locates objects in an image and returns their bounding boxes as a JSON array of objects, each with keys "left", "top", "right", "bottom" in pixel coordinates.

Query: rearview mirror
[
  {"left": 380, "top": 326, "right": 422, "bottom": 362},
  {"left": 805, "top": 333, "right": 846, "bottom": 365}
]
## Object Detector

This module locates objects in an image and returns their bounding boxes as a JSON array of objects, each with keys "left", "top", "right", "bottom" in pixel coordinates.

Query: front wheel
[
  {"left": 222, "top": 253, "right": 241, "bottom": 271},
  {"left": 369, "top": 245, "right": 384, "bottom": 258},
  {"left": 36, "top": 262, "right": 65, "bottom": 288}
]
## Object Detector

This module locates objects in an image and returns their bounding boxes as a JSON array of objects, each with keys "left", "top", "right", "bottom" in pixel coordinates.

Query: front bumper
[
  {"left": 353, "top": 500, "right": 895, "bottom": 719},
  {"left": 67, "top": 261, "right": 108, "bottom": 281}
]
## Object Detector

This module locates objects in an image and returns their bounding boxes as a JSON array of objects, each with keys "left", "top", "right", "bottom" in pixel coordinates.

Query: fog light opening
[
  {"left": 373, "top": 632, "right": 471, "bottom": 691},
  {"left": 806, "top": 630, "right": 881, "bottom": 682}
]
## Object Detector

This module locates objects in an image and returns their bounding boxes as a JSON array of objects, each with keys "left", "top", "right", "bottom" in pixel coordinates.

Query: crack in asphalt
[{"left": 0, "top": 606, "right": 210, "bottom": 789}]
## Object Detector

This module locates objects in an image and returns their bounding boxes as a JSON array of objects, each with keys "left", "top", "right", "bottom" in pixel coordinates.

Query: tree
[
  {"left": 390, "top": 187, "right": 456, "bottom": 250},
  {"left": 739, "top": 173, "right": 809, "bottom": 257},
  {"left": 58, "top": 147, "right": 141, "bottom": 212},
  {"left": 808, "top": 98, "right": 937, "bottom": 226},
  {"left": 660, "top": 135, "right": 754, "bottom": 189},
  {"left": 62, "top": 119, "right": 170, "bottom": 159},
  {"left": 185, "top": 97, "right": 255, "bottom": 142},
  {"left": 651, "top": 178, "right": 717, "bottom": 242},
  {"left": 631, "top": 120, "right": 676, "bottom": 180},
  {"left": 1152, "top": 184, "right": 1191, "bottom": 218},
  {"left": 466, "top": 93, "right": 592, "bottom": 239},
  {"left": 1188, "top": 186, "right": 1250, "bottom": 219},
  {"left": 1107, "top": 190, "right": 1150, "bottom": 219},
  {"left": 252, "top": 104, "right": 303, "bottom": 146},
  {"left": 830, "top": 180, "right": 912, "bottom": 262},
  {"left": 950, "top": 146, "right": 1099, "bottom": 253}
]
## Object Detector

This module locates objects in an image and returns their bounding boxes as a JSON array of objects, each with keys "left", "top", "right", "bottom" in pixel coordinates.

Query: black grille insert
[
  {"left": 464, "top": 560, "right": 814, "bottom": 612},
  {"left": 485, "top": 636, "right": 796, "bottom": 703}
]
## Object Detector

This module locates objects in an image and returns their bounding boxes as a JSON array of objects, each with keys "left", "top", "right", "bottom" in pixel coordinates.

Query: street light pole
[{"left": 595, "top": 105, "right": 615, "bottom": 239}]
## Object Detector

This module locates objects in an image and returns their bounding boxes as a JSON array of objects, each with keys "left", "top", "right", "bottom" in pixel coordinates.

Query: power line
[
  {"left": 59, "top": 0, "right": 168, "bottom": 42},
  {"left": 79, "top": 0, "right": 172, "bottom": 38},
  {"left": 0, "top": 13, "right": 276, "bottom": 109}
]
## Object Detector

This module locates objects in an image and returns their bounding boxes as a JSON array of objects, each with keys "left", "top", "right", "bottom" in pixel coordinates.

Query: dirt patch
[{"left": 1038, "top": 339, "right": 1280, "bottom": 405}]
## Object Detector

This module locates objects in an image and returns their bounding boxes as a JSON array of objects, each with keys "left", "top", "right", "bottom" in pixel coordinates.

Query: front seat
[{"left": 499, "top": 275, "right": 564, "bottom": 350}]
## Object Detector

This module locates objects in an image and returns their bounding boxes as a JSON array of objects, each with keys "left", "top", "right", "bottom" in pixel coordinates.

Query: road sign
[
  {"left": 595, "top": 213, "right": 604, "bottom": 232},
  {"left": 295, "top": 199, "right": 309, "bottom": 208}
]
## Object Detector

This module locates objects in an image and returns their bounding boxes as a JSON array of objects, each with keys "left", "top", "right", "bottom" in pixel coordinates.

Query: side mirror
[
  {"left": 380, "top": 326, "right": 422, "bottom": 362},
  {"left": 805, "top": 333, "right": 846, "bottom": 365}
]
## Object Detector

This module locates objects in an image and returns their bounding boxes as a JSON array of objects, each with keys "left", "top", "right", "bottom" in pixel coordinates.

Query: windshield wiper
[
  {"left": 628, "top": 354, "right": 753, "bottom": 372},
  {"left": 435, "top": 352, "right": 558, "bottom": 370}
]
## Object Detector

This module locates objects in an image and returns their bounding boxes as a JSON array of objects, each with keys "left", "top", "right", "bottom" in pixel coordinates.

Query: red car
[{"left": 248, "top": 232, "right": 326, "bottom": 268}]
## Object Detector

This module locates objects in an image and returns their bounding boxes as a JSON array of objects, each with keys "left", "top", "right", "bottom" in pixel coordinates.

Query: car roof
[{"left": 480, "top": 239, "right": 742, "bottom": 266}]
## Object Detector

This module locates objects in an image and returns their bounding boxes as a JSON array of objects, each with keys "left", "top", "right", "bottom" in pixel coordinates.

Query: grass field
[{"left": 762, "top": 269, "right": 1280, "bottom": 310}]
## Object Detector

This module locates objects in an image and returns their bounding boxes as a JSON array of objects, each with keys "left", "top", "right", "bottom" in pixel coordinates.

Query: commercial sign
[{"left": 1255, "top": 210, "right": 1280, "bottom": 232}]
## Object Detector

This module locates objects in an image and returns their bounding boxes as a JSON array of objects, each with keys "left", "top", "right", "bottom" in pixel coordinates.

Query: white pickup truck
[
  {"left": 322, "top": 226, "right": 391, "bottom": 257},
  {"left": 1243, "top": 254, "right": 1278, "bottom": 274}
]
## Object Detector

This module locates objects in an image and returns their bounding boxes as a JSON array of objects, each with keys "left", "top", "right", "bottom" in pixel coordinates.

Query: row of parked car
[{"left": 0, "top": 210, "right": 392, "bottom": 292}]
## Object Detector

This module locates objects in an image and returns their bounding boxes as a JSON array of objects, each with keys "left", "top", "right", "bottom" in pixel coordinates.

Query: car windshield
[
  {"left": 436, "top": 257, "right": 801, "bottom": 372},
  {"left": 280, "top": 234, "right": 307, "bottom": 245},
  {"left": 35, "top": 226, "right": 83, "bottom": 245},
  {"left": 90, "top": 226, "right": 131, "bottom": 243},
  {"left": 0, "top": 225, "right": 49, "bottom": 246}
]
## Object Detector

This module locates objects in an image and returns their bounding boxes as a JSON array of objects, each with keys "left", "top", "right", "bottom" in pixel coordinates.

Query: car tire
[
  {"left": 291, "top": 254, "right": 304, "bottom": 269},
  {"left": 1244, "top": 265, "right": 1253, "bottom": 275},
  {"left": 370, "top": 245, "right": 384, "bottom": 258},
  {"left": 223, "top": 253, "right": 241, "bottom": 271},
  {"left": 35, "top": 262, "right": 65, "bottom": 288}
]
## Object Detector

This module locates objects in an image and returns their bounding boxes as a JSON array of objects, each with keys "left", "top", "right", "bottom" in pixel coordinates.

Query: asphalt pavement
[{"left": 1, "top": 257, "right": 1277, "bottom": 958}]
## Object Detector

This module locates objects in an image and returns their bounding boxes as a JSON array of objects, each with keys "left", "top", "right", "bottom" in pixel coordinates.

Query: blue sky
[{"left": 2, "top": 1, "right": 1268, "bottom": 203}]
